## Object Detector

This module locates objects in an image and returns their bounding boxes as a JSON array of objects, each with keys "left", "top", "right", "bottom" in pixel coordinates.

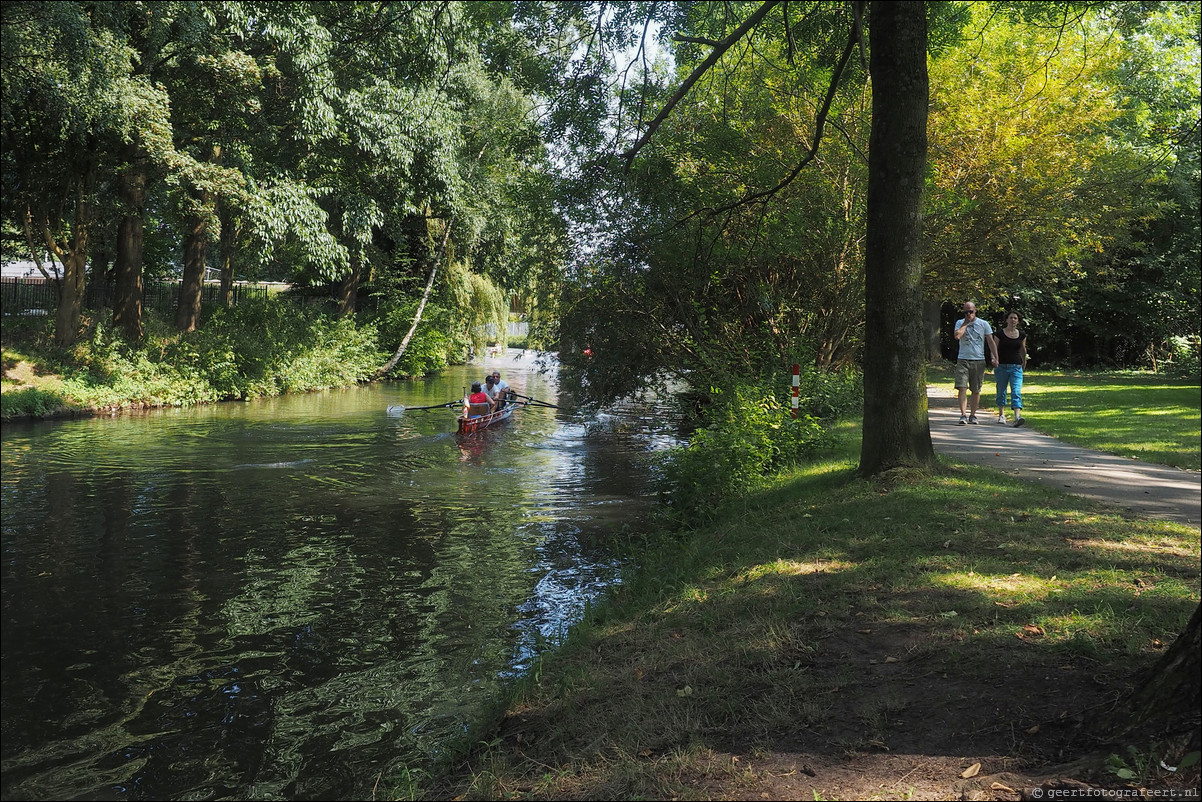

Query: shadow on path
[{"left": 927, "top": 386, "right": 1201, "bottom": 526}]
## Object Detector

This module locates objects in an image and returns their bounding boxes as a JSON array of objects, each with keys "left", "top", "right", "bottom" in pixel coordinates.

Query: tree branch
[
  {"left": 703, "top": 10, "right": 861, "bottom": 215},
  {"left": 622, "top": 0, "right": 781, "bottom": 172},
  {"left": 671, "top": 34, "right": 720, "bottom": 47}
]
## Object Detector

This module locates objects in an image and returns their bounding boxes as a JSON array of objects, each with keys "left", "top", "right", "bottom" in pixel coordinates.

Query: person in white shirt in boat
[{"left": 484, "top": 371, "right": 511, "bottom": 407}]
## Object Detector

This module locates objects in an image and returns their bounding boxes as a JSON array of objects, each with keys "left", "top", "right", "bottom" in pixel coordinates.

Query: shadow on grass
[{"left": 434, "top": 455, "right": 1200, "bottom": 800}]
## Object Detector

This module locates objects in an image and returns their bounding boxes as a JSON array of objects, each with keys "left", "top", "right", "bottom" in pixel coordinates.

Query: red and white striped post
[{"left": 791, "top": 363, "right": 800, "bottom": 418}]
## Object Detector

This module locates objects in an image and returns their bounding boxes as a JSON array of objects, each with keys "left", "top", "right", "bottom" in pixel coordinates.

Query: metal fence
[{"left": 1, "top": 277, "right": 276, "bottom": 317}]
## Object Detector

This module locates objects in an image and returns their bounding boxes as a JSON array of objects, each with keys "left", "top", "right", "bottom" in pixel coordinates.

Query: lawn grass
[
  {"left": 422, "top": 421, "right": 1200, "bottom": 801},
  {"left": 926, "top": 364, "right": 1201, "bottom": 471}
]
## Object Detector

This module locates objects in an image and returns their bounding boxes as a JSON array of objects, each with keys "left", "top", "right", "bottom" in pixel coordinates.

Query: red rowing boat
[{"left": 456, "top": 403, "right": 516, "bottom": 434}]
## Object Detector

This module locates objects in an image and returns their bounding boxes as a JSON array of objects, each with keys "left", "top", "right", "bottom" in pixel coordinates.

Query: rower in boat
[
  {"left": 484, "top": 371, "right": 511, "bottom": 408},
  {"left": 463, "top": 382, "right": 495, "bottom": 419}
]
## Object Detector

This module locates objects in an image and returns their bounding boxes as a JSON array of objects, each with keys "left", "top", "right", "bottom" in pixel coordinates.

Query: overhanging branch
[{"left": 622, "top": 0, "right": 782, "bottom": 173}]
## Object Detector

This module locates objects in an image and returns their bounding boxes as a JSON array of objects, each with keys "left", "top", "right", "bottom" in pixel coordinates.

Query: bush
[
  {"left": 655, "top": 366, "right": 862, "bottom": 524},
  {"left": 1161, "top": 335, "right": 1200, "bottom": 380},
  {"left": 0, "top": 386, "right": 72, "bottom": 418},
  {"left": 1, "top": 298, "right": 389, "bottom": 415}
]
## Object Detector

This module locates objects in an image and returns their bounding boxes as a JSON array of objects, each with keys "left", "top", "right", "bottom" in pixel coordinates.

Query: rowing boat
[{"left": 456, "top": 403, "right": 515, "bottom": 434}]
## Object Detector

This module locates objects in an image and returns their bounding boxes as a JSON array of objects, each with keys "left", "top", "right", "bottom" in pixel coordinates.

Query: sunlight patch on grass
[
  {"left": 934, "top": 571, "right": 1058, "bottom": 598},
  {"left": 1068, "top": 538, "right": 1199, "bottom": 559},
  {"left": 739, "top": 558, "right": 858, "bottom": 581}
]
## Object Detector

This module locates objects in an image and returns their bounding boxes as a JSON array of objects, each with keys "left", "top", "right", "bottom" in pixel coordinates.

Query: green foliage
[
  {"left": 0, "top": 386, "right": 71, "bottom": 418},
  {"left": 188, "top": 298, "right": 381, "bottom": 397},
  {"left": 656, "top": 367, "right": 862, "bottom": 524},
  {"left": 1, "top": 298, "right": 385, "bottom": 415},
  {"left": 373, "top": 303, "right": 455, "bottom": 377}
]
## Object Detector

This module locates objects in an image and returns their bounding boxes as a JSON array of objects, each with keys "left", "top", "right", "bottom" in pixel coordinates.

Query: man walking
[{"left": 953, "top": 302, "right": 998, "bottom": 425}]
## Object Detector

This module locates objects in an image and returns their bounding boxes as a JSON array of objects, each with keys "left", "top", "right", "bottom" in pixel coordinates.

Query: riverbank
[
  {"left": 421, "top": 421, "right": 1200, "bottom": 801},
  {"left": 2, "top": 307, "right": 399, "bottom": 422}
]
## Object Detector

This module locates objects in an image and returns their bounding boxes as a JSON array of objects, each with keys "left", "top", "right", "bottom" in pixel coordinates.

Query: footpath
[{"left": 926, "top": 386, "right": 1201, "bottom": 526}]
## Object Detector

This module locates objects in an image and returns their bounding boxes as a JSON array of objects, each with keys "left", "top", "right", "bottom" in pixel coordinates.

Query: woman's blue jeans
[{"left": 995, "top": 364, "right": 1024, "bottom": 409}]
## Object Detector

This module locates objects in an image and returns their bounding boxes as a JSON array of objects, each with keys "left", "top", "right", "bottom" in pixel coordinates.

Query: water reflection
[{"left": 1, "top": 357, "right": 675, "bottom": 800}]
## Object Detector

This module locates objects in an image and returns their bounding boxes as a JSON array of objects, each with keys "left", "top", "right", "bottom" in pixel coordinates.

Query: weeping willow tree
[{"left": 444, "top": 259, "right": 510, "bottom": 357}]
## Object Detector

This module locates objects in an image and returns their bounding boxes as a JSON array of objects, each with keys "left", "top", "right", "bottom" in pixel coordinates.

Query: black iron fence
[{"left": 1, "top": 277, "right": 279, "bottom": 317}]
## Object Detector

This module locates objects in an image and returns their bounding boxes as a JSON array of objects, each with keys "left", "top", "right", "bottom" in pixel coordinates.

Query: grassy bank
[
  {"left": 926, "top": 365, "right": 1201, "bottom": 471},
  {"left": 410, "top": 418, "right": 1199, "bottom": 800}
]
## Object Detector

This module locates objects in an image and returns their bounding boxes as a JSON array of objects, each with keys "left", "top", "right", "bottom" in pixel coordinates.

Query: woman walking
[{"left": 992, "top": 311, "right": 1028, "bottom": 426}]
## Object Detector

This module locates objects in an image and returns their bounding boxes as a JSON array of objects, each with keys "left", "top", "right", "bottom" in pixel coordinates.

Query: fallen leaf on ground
[
  {"left": 884, "top": 656, "right": 900, "bottom": 663},
  {"left": 960, "top": 762, "right": 981, "bottom": 778},
  {"left": 991, "top": 781, "right": 1016, "bottom": 792},
  {"left": 1017, "top": 624, "right": 1045, "bottom": 640},
  {"left": 1027, "top": 724, "right": 1040, "bottom": 734}
]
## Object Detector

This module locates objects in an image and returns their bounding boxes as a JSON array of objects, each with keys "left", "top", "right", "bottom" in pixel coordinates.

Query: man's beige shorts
[{"left": 955, "top": 359, "right": 987, "bottom": 393}]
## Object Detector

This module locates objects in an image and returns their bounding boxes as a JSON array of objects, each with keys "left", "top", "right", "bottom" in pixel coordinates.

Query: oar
[
  {"left": 386, "top": 400, "right": 462, "bottom": 414},
  {"left": 511, "top": 392, "right": 559, "bottom": 409}
]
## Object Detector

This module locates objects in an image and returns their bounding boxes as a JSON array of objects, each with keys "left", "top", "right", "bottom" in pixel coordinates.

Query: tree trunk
[
  {"left": 33, "top": 165, "right": 94, "bottom": 349},
  {"left": 859, "top": 1, "right": 936, "bottom": 474},
  {"left": 112, "top": 150, "right": 147, "bottom": 341},
  {"left": 177, "top": 145, "right": 221, "bottom": 332},
  {"left": 336, "top": 250, "right": 362, "bottom": 317},
  {"left": 377, "top": 215, "right": 451, "bottom": 377},
  {"left": 176, "top": 204, "right": 209, "bottom": 332},
  {"left": 1102, "top": 603, "right": 1201, "bottom": 756},
  {"left": 54, "top": 248, "right": 88, "bottom": 349},
  {"left": 218, "top": 200, "right": 235, "bottom": 308}
]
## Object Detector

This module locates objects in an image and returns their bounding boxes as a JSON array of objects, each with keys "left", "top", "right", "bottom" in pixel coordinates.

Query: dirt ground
[
  {"left": 660, "top": 643, "right": 1197, "bottom": 801},
  {"left": 476, "top": 616, "right": 1199, "bottom": 801}
]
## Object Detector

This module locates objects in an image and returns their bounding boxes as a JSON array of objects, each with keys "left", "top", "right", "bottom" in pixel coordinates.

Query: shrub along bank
[{"left": 1, "top": 299, "right": 398, "bottom": 420}]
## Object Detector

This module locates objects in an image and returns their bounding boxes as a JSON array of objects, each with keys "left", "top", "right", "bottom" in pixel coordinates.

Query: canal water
[{"left": 1, "top": 354, "right": 674, "bottom": 801}]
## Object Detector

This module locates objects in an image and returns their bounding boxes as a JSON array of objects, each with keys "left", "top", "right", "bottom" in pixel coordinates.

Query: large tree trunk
[
  {"left": 53, "top": 248, "right": 88, "bottom": 349},
  {"left": 177, "top": 145, "right": 221, "bottom": 332},
  {"left": 176, "top": 204, "right": 209, "bottom": 332},
  {"left": 336, "top": 250, "right": 362, "bottom": 317},
  {"left": 112, "top": 149, "right": 147, "bottom": 341},
  {"left": 859, "top": 0, "right": 936, "bottom": 475},
  {"left": 1103, "top": 603, "right": 1201, "bottom": 755},
  {"left": 31, "top": 165, "right": 94, "bottom": 349}
]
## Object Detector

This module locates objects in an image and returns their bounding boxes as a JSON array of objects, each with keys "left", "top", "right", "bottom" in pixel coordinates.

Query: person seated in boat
[
  {"left": 483, "top": 374, "right": 500, "bottom": 407},
  {"left": 487, "top": 371, "right": 511, "bottom": 407},
  {"left": 464, "top": 382, "right": 494, "bottom": 418}
]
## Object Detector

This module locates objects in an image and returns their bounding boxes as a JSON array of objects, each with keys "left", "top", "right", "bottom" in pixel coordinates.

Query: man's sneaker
[
  {"left": 968, "top": 414, "right": 980, "bottom": 424},
  {"left": 1012, "top": 417, "right": 1027, "bottom": 428},
  {"left": 958, "top": 414, "right": 968, "bottom": 425},
  {"left": 996, "top": 414, "right": 1007, "bottom": 424}
]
